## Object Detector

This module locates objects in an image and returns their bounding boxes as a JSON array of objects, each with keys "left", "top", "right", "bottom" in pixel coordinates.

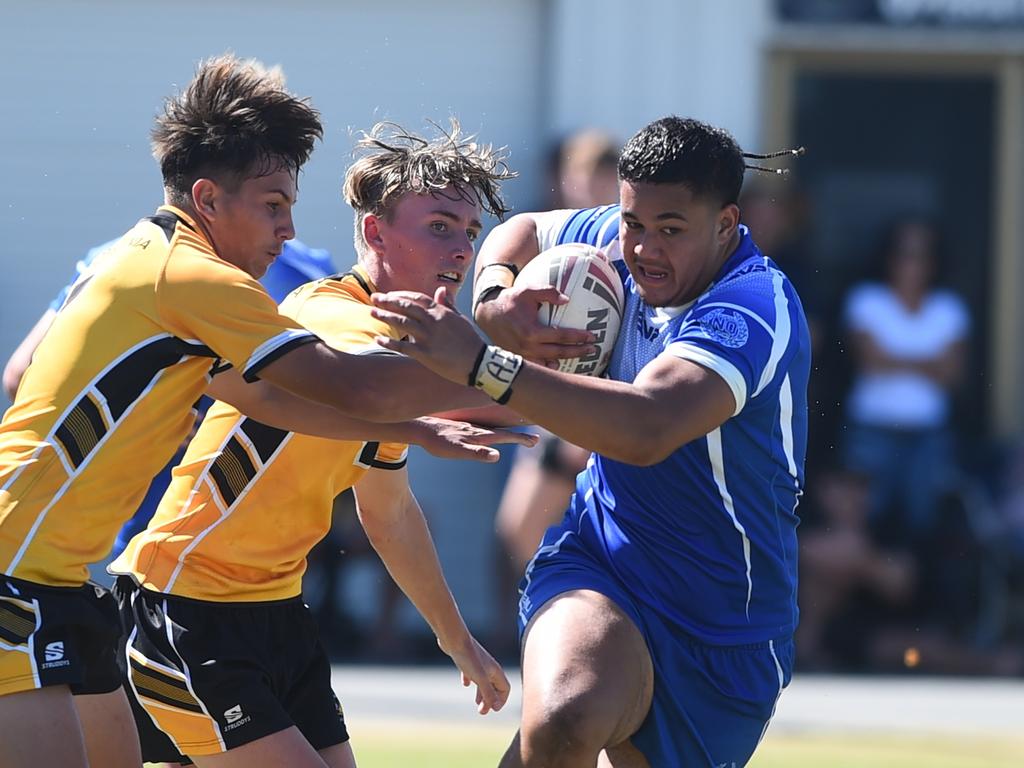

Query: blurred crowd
[{"left": 7, "top": 126, "right": 1023, "bottom": 678}]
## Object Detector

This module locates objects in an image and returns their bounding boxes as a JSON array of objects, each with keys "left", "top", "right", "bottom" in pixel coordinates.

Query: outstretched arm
[
  {"left": 207, "top": 366, "right": 536, "bottom": 463},
  {"left": 354, "top": 466, "right": 510, "bottom": 714},
  {"left": 257, "top": 342, "right": 500, "bottom": 422},
  {"left": 371, "top": 289, "right": 735, "bottom": 466}
]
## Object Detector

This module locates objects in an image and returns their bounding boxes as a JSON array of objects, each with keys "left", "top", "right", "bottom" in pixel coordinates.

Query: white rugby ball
[{"left": 514, "top": 242, "right": 625, "bottom": 376}]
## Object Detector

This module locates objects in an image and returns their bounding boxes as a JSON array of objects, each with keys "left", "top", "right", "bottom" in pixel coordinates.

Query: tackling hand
[
  {"left": 475, "top": 285, "right": 596, "bottom": 369},
  {"left": 412, "top": 416, "right": 538, "bottom": 463},
  {"left": 371, "top": 287, "right": 486, "bottom": 384}
]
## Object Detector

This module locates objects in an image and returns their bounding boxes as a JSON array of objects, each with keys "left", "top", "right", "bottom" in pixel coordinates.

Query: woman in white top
[{"left": 842, "top": 218, "right": 969, "bottom": 541}]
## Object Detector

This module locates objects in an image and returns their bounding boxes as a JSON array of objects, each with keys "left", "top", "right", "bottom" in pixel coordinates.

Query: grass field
[{"left": 348, "top": 723, "right": 1024, "bottom": 768}]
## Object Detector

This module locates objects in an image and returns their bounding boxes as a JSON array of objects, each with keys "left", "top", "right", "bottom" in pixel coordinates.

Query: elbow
[
  {"left": 2, "top": 367, "right": 20, "bottom": 401},
  {"left": 604, "top": 424, "right": 677, "bottom": 466}
]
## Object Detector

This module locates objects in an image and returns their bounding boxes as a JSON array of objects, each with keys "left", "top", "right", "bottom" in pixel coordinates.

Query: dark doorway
[{"left": 792, "top": 72, "right": 994, "bottom": 451}]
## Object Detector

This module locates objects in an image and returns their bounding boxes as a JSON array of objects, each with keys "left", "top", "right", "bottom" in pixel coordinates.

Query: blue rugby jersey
[{"left": 534, "top": 205, "right": 810, "bottom": 644}]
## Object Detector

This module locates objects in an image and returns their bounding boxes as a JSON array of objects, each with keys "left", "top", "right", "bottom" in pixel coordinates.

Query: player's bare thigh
[
  {"left": 189, "top": 726, "right": 355, "bottom": 768},
  {"left": 73, "top": 687, "right": 144, "bottom": 768},
  {"left": 520, "top": 589, "right": 654, "bottom": 748},
  {"left": 0, "top": 685, "right": 90, "bottom": 768}
]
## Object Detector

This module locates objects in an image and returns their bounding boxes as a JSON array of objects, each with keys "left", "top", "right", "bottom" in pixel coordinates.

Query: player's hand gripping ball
[{"left": 514, "top": 243, "right": 624, "bottom": 376}]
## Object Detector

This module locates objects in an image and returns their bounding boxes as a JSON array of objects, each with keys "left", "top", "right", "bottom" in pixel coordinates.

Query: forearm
[
  {"left": 209, "top": 371, "right": 422, "bottom": 442},
  {"left": 359, "top": 496, "right": 469, "bottom": 644},
  {"left": 500, "top": 365, "right": 671, "bottom": 464},
  {"left": 262, "top": 342, "right": 489, "bottom": 422},
  {"left": 473, "top": 214, "right": 542, "bottom": 282},
  {"left": 254, "top": 384, "right": 425, "bottom": 442}
]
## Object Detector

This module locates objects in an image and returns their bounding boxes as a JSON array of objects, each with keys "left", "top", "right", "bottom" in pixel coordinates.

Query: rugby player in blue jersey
[{"left": 370, "top": 116, "right": 810, "bottom": 768}]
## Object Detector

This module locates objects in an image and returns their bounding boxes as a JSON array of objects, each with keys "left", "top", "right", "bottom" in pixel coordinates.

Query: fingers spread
[{"left": 470, "top": 429, "right": 539, "bottom": 447}]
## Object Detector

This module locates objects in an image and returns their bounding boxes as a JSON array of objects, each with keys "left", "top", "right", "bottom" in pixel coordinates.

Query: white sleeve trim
[
  {"left": 532, "top": 209, "right": 576, "bottom": 252},
  {"left": 242, "top": 328, "right": 317, "bottom": 376},
  {"left": 667, "top": 342, "right": 747, "bottom": 416},
  {"left": 350, "top": 343, "right": 403, "bottom": 357}
]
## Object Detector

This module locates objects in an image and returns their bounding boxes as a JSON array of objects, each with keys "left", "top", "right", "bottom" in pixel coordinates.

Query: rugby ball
[{"left": 514, "top": 243, "right": 625, "bottom": 376}]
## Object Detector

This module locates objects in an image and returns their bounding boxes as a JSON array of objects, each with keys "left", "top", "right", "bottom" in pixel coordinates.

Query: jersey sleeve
[
  {"left": 284, "top": 281, "right": 400, "bottom": 356},
  {"left": 287, "top": 282, "right": 409, "bottom": 462},
  {"left": 156, "top": 251, "right": 319, "bottom": 382},
  {"left": 666, "top": 269, "right": 798, "bottom": 416},
  {"left": 362, "top": 440, "right": 409, "bottom": 470},
  {"left": 534, "top": 205, "right": 621, "bottom": 252}
]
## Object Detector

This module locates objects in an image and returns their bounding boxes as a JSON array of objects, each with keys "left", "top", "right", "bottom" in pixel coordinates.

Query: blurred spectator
[
  {"left": 489, "top": 129, "right": 620, "bottom": 655},
  {"left": 545, "top": 128, "right": 620, "bottom": 210},
  {"left": 840, "top": 218, "right": 969, "bottom": 545},
  {"left": 796, "top": 469, "right": 917, "bottom": 671}
]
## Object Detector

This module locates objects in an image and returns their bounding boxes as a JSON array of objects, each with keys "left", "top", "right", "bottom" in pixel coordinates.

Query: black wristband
[{"left": 467, "top": 343, "right": 488, "bottom": 387}]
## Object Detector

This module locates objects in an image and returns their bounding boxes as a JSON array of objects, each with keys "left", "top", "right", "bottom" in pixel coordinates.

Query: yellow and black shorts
[
  {"left": 113, "top": 577, "right": 348, "bottom": 764},
  {"left": 0, "top": 575, "right": 122, "bottom": 697}
]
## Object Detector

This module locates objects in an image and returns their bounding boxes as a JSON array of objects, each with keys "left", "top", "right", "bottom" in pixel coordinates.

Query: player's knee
[{"left": 521, "top": 696, "right": 607, "bottom": 763}]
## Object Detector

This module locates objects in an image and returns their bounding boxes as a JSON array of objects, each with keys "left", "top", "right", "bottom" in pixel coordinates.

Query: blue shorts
[{"left": 518, "top": 513, "right": 793, "bottom": 768}]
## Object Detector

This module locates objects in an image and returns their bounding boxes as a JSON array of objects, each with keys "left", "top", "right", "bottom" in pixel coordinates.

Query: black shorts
[
  {"left": 0, "top": 574, "right": 122, "bottom": 697},
  {"left": 113, "top": 577, "right": 348, "bottom": 763}
]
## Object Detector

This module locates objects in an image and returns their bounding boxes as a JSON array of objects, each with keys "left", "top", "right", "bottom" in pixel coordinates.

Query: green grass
[{"left": 345, "top": 724, "right": 1024, "bottom": 768}]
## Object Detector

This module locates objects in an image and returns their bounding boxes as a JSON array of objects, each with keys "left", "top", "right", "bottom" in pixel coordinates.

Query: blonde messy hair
[{"left": 343, "top": 119, "right": 516, "bottom": 257}]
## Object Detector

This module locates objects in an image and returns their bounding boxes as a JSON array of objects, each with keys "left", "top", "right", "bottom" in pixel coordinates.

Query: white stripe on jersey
[
  {"left": 596, "top": 213, "right": 620, "bottom": 251},
  {"left": 666, "top": 342, "right": 747, "bottom": 416},
  {"left": 5, "top": 352, "right": 181, "bottom": 575},
  {"left": 706, "top": 428, "right": 753, "bottom": 618},
  {"left": 160, "top": 420, "right": 295, "bottom": 593},
  {"left": 779, "top": 374, "right": 798, "bottom": 479},
  {"left": 753, "top": 269, "right": 791, "bottom": 398}
]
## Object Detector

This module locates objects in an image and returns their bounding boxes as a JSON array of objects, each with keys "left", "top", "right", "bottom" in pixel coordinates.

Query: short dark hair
[
  {"left": 343, "top": 120, "right": 516, "bottom": 257},
  {"left": 617, "top": 116, "right": 745, "bottom": 207},
  {"left": 152, "top": 54, "right": 323, "bottom": 206}
]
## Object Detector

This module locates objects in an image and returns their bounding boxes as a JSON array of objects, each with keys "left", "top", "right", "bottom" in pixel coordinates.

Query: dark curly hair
[
  {"left": 152, "top": 53, "right": 323, "bottom": 206},
  {"left": 618, "top": 116, "right": 746, "bottom": 207}
]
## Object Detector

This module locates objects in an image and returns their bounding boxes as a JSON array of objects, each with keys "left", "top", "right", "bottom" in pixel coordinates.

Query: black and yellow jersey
[
  {"left": 111, "top": 265, "right": 407, "bottom": 602},
  {"left": 0, "top": 206, "right": 318, "bottom": 587}
]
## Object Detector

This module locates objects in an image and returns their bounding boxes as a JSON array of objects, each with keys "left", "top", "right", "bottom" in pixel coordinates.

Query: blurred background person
[
  {"left": 840, "top": 217, "right": 969, "bottom": 548},
  {"left": 489, "top": 128, "right": 620, "bottom": 655},
  {"left": 795, "top": 468, "right": 917, "bottom": 671}
]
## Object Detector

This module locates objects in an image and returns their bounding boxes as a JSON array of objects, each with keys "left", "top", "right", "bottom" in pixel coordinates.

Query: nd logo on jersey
[{"left": 699, "top": 309, "right": 749, "bottom": 349}]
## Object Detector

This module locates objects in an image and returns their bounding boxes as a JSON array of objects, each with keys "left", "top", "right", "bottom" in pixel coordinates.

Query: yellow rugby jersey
[
  {"left": 0, "top": 206, "right": 318, "bottom": 587},
  {"left": 111, "top": 266, "right": 408, "bottom": 602}
]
